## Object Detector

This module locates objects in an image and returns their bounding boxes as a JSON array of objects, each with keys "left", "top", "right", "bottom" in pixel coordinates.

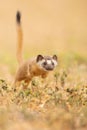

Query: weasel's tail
[{"left": 16, "top": 11, "right": 23, "bottom": 64}]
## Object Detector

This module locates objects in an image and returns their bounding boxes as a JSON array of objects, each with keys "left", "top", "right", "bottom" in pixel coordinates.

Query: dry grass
[{"left": 0, "top": 58, "right": 87, "bottom": 130}]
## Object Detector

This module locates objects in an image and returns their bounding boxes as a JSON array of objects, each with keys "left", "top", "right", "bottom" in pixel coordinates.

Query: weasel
[{"left": 14, "top": 11, "right": 58, "bottom": 89}]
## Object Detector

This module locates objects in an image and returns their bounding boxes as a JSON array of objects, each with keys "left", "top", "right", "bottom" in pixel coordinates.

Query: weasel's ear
[
  {"left": 36, "top": 55, "right": 44, "bottom": 62},
  {"left": 52, "top": 55, "right": 58, "bottom": 61}
]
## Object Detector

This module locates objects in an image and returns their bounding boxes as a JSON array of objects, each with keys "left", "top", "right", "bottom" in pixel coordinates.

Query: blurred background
[
  {"left": 0, "top": 1, "right": 87, "bottom": 130},
  {"left": 0, "top": 0, "right": 87, "bottom": 76}
]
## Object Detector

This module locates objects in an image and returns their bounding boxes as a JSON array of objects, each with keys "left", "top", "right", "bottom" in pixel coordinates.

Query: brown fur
[
  {"left": 14, "top": 11, "right": 57, "bottom": 89},
  {"left": 14, "top": 58, "right": 49, "bottom": 89},
  {"left": 16, "top": 11, "right": 23, "bottom": 64}
]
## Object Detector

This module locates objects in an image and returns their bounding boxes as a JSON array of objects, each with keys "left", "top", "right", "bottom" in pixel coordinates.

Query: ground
[{"left": 0, "top": 57, "right": 87, "bottom": 130}]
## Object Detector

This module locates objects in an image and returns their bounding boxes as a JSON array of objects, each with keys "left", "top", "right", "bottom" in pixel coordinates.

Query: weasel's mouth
[{"left": 45, "top": 67, "right": 54, "bottom": 71}]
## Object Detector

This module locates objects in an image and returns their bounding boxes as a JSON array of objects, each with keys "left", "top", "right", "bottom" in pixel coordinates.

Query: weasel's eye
[{"left": 43, "top": 62, "right": 47, "bottom": 65}]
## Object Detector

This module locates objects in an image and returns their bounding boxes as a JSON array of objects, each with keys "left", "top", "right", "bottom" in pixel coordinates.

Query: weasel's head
[{"left": 36, "top": 55, "right": 58, "bottom": 71}]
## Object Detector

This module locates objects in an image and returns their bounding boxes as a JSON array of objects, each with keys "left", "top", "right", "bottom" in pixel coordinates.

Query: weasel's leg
[
  {"left": 23, "top": 78, "right": 31, "bottom": 89},
  {"left": 41, "top": 73, "right": 48, "bottom": 79},
  {"left": 41, "top": 73, "right": 48, "bottom": 84},
  {"left": 12, "top": 79, "right": 21, "bottom": 91}
]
